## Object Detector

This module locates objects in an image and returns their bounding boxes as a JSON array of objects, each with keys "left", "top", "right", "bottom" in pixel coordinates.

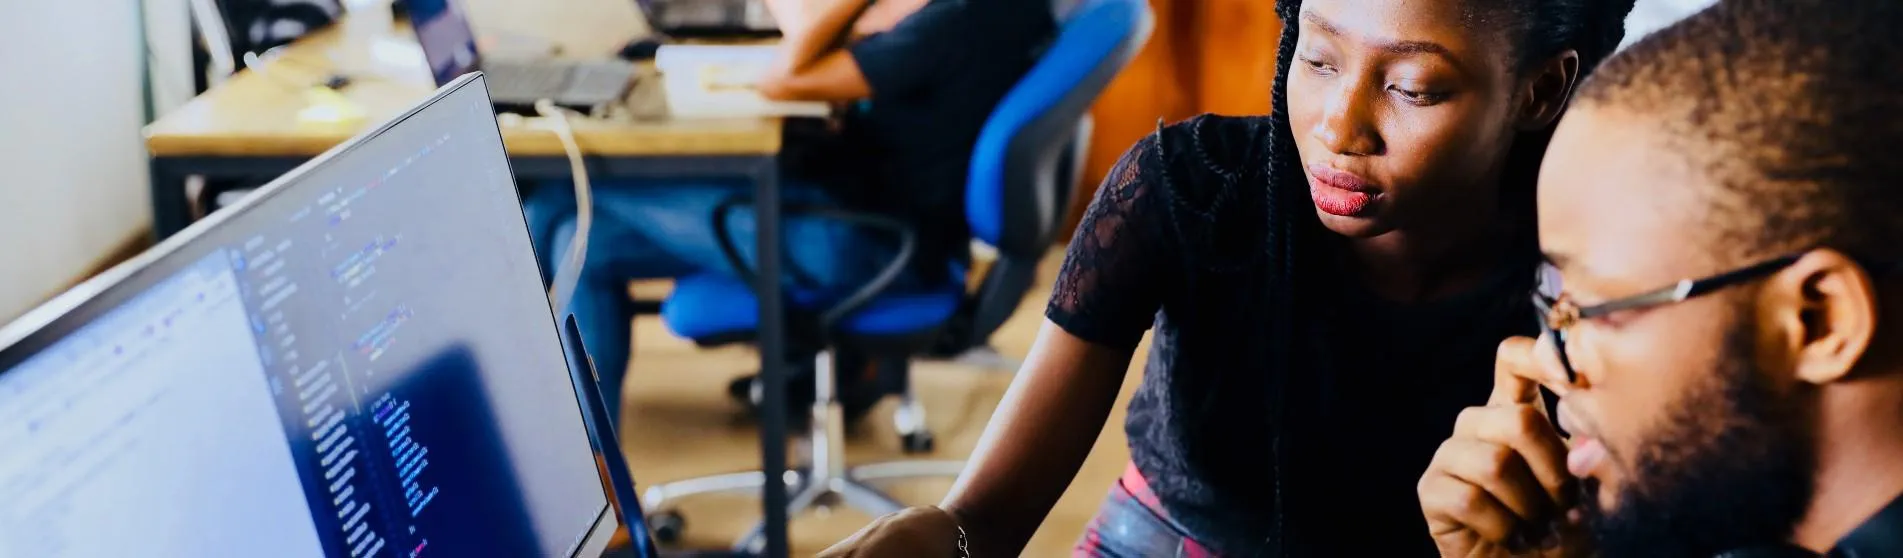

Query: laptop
[
  {"left": 0, "top": 75, "right": 650, "bottom": 558},
  {"left": 406, "top": 0, "right": 637, "bottom": 109},
  {"left": 637, "top": 0, "right": 781, "bottom": 39}
]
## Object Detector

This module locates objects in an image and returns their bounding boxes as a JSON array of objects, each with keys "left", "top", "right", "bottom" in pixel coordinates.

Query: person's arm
[
  {"left": 762, "top": 0, "right": 820, "bottom": 36},
  {"left": 939, "top": 324, "right": 1135, "bottom": 555},
  {"left": 850, "top": 0, "right": 928, "bottom": 38},
  {"left": 818, "top": 139, "right": 1171, "bottom": 557},
  {"left": 759, "top": 0, "right": 962, "bottom": 102},
  {"left": 819, "top": 326, "right": 1133, "bottom": 558},
  {"left": 766, "top": 0, "right": 926, "bottom": 38},
  {"left": 757, "top": 0, "right": 873, "bottom": 101}
]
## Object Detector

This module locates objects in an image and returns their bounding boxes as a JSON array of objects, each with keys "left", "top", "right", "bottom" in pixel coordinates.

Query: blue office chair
[{"left": 641, "top": 0, "right": 1153, "bottom": 549}]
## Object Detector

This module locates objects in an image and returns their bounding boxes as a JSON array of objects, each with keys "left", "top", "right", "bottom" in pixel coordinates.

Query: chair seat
[{"left": 661, "top": 269, "right": 966, "bottom": 341}]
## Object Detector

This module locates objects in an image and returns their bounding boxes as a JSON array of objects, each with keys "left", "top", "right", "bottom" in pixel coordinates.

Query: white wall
[
  {"left": 148, "top": 0, "right": 198, "bottom": 113},
  {"left": 0, "top": 0, "right": 167, "bottom": 322},
  {"left": 1622, "top": 0, "right": 1720, "bottom": 51}
]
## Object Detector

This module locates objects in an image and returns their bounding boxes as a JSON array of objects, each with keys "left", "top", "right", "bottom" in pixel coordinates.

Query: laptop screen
[
  {"left": 0, "top": 77, "right": 613, "bottom": 558},
  {"left": 406, "top": 0, "right": 481, "bottom": 86},
  {"left": 636, "top": 0, "right": 780, "bottom": 34}
]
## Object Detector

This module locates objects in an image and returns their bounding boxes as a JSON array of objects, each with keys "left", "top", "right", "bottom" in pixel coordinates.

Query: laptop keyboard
[
  {"left": 484, "top": 62, "right": 571, "bottom": 100},
  {"left": 568, "top": 64, "right": 637, "bottom": 96},
  {"left": 484, "top": 61, "right": 635, "bottom": 105}
]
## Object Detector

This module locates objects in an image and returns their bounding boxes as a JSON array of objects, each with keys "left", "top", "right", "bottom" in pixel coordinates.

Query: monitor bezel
[{"left": 0, "top": 73, "right": 619, "bottom": 558}]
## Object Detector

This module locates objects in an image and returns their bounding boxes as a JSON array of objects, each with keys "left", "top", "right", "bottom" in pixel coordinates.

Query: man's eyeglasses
[{"left": 1531, "top": 253, "right": 1809, "bottom": 384}]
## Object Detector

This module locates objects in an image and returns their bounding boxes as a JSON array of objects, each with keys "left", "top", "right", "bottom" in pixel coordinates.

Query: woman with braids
[{"left": 820, "top": 0, "right": 1634, "bottom": 556}]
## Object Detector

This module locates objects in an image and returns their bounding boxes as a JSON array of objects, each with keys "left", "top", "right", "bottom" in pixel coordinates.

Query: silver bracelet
[{"left": 955, "top": 524, "right": 970, "bottom": 558}]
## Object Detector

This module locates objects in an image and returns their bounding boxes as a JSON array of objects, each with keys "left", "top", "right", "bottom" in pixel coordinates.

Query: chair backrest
[{"left": 958, "top": 0, "right": 1152, "bottom": 341}]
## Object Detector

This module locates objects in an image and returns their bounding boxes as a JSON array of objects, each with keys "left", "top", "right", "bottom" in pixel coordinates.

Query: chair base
[
  {"left": 641, "top": 352, "right": 964, "bottom": 552},
  {"left": 643, "top": 460, "right": 967, "bottom": 552}
]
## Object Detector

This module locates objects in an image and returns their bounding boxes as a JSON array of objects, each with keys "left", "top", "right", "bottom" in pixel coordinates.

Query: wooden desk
[
  {"left": 144, "top": 11, "right": 800, "bottom": 557},
  {"left": 143, "top": 15, "right": 786, "bottom": 236}
]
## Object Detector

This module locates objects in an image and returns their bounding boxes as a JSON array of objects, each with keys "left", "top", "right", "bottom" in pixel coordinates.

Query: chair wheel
[
  {"left": 901, "top": 432, "right": 935, "bottom": 454},
  {"left": 651, "top": 510, "right": 686, "bottom": 545}
]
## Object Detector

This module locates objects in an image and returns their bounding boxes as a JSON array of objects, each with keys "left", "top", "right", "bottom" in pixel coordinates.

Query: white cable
[
  {"left": 535, "top": 100, "right": 596, "bottom": 317},
  {"left": 188, "top": 0, "right": 238, "bottom": 85}
]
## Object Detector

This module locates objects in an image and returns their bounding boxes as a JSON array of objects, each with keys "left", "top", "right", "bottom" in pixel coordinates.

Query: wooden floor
[{"left": 617, "top": 254, "right": 1143, "bottom": 557}]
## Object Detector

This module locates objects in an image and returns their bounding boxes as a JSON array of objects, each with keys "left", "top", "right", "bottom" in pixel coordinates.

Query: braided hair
[{"left": 1254, "top": 0, "right": 1637, "bottom": 553}]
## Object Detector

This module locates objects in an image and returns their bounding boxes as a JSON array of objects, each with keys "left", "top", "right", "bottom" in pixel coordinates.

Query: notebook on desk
[{"left": 652, "top": 45, "right": 831, "bottom": 119}]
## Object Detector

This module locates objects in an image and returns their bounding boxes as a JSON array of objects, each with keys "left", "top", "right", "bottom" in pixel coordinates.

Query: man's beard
[{"left": 1577, "top": 324, "right": 1817, "bottom": 557}]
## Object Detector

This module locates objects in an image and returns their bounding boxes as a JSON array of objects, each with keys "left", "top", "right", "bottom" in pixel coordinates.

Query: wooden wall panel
[
  {"left": 1195, "top": 0, "right": 1281, "bottom": 117},
  {"left": 1064, "top": 0, "right": 1282, "bottom": 235}
]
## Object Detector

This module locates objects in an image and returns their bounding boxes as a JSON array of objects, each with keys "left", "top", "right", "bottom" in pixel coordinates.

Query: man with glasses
[{"left": 1416, "top": 0, "right": 1903, "bottom": 556}]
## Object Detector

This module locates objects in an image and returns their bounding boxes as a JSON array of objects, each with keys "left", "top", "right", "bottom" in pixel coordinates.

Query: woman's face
[{"left": 1288, "top": 0, "right": 1535, "bottom": 238}]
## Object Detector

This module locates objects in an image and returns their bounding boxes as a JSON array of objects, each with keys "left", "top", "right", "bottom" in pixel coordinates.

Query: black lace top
[{"left": 1048, "top": 115, "right": 1538, "bottom": 556}]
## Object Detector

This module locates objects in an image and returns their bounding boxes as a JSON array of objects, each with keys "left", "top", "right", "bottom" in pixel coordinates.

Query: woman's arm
[
  {"left": 818, "top": 139, "right": 1172, "bottom": 557},
  {"left": 940, "top": 322, "right": 1135, "bottom": 555}
]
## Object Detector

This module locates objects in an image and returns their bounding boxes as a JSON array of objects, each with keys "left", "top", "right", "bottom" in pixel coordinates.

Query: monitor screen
[
  {"left": 406, "top": 0, "right": 481, "bottom": 86},
  {"left": 0, "top": 77, "right": 612, "bottom": 558}
]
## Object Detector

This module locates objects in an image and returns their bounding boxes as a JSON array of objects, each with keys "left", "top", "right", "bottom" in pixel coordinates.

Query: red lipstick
[{"left": 1307, "top": 164, "right": 1381, "bottom": 217}]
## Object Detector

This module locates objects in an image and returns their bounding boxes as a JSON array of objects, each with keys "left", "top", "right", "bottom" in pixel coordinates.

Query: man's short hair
[{"left": 1574, "top": 0, "right": 1903, "bottom": 262}]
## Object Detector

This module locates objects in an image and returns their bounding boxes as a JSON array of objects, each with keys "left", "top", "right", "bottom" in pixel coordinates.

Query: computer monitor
[{"left": 0, "top": 75, "right": 619, "bottom": 558}]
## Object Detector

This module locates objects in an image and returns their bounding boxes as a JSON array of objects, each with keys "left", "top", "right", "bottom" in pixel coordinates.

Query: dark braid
[
  {"left": 1264, "top": 2, "right": 1307, "bottom": 553},
  {"left": 1259, "top": 0, "right": 1636, "bottom": 554}
]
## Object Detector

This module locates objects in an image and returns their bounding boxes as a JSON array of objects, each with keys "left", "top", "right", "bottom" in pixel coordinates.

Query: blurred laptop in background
[
  {"left": 406, "top": 0, "right": 637, "bottom": 109},
  {"left": 636, "top": 0, "right": 779, "bottom": 39}
]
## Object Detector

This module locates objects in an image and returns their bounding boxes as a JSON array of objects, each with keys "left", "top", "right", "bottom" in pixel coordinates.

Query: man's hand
[
  {"left": 816, "top": 506, "right": 962, "bottom": 558},
  {"left": 1419, "top": 337, "right": 1584, "bottom": 557}
]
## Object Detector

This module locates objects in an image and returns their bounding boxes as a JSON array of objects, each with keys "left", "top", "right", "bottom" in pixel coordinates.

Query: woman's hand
[
  {"left": 816, "top": 506, "right": 963, "bottom": 558},
  {"left": 1418, "top": 337, "right": 1588, "bottom": 557}
]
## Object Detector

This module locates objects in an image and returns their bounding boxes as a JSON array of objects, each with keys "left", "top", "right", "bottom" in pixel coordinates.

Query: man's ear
[
  {"left": 1515, "top": 50, "right": 1581, "bottom": 131},
  {"left": 1768, "top": 249, "right": 1880, "bottom": 385}
]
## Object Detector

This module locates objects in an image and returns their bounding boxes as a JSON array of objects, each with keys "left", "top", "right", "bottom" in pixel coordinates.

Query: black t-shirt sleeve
[
  {"left": 1045, "top": 137, "right": 1172, "bottom": 350},
  {"left": 846, "top": 0, "right": 969, "bottom": 98}
]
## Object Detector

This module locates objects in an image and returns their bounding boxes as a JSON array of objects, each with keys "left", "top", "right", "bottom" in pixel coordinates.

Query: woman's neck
[{"left": 1343, "top": 199, "right": 1515, "bottom": 303}]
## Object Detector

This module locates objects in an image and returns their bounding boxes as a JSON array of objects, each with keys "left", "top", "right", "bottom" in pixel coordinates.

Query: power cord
[{"left": 533, "top": 99, "right": 596, "bottom": 316}]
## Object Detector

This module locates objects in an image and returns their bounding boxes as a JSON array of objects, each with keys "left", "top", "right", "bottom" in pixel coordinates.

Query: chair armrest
[
  {"left": 710, "top": 195, "right": 766, "bottom": 289},
  {"left": 798, "top": 208, "right": 918, "bottom": 332},
  {"left": 709, "top": 196, "right": 919, "bottom": 334},
  {"left": 709, "top": 196, "right": 834, "bottom": 291}
]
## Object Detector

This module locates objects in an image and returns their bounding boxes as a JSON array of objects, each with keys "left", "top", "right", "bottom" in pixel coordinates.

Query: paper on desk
[
  {"left": 653, "top": 45, "right": 831, "bottom": 119},
  {"left": 654, "top": 44, "right": 782, "bottom": 72}
]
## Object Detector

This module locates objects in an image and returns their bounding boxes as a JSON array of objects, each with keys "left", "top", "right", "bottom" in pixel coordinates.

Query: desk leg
[
  {"left": 752, "top": 157, "right": 790, "bottom": 558},
  {"left": 149, "top": 158, "right": 191, "bottom": 241}
]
